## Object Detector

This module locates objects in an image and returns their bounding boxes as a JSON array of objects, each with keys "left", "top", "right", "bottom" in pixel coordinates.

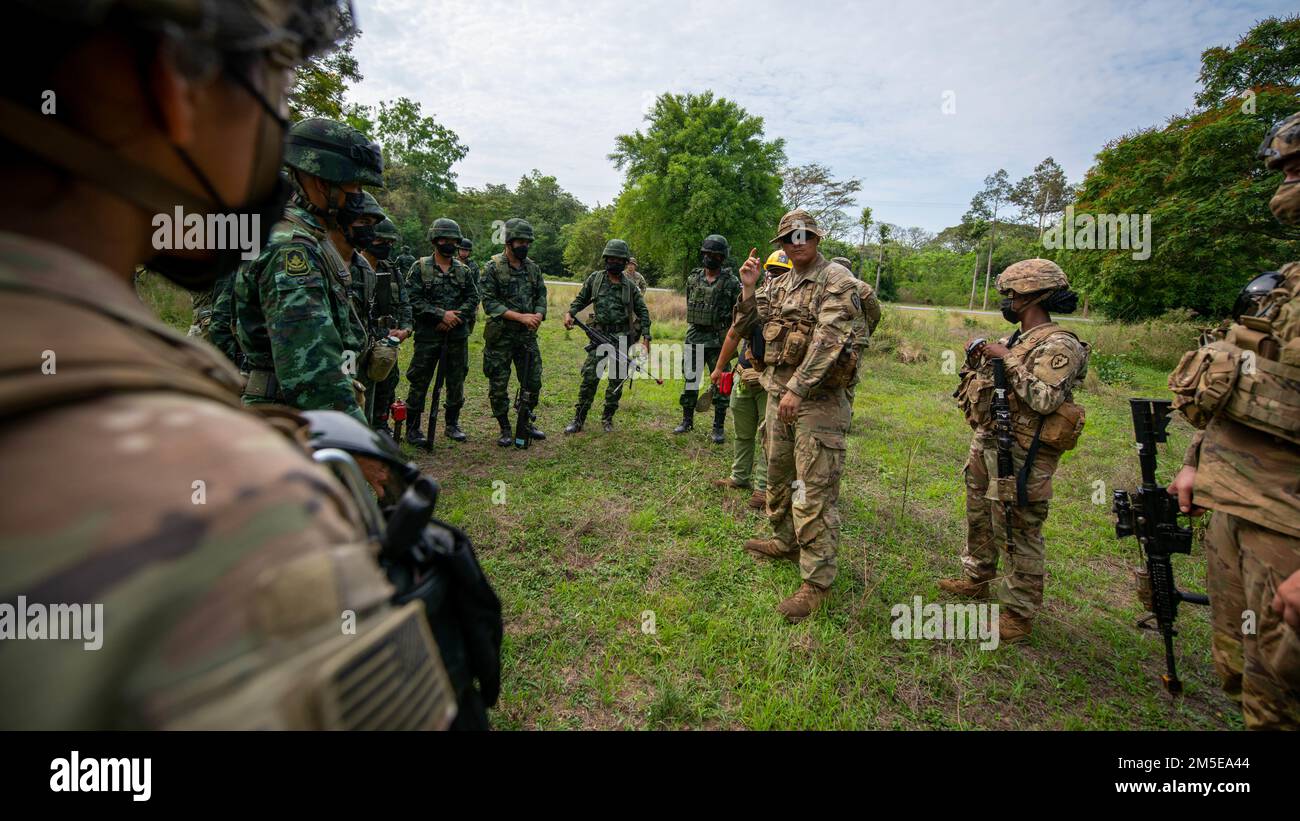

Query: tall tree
[
  {"left": 857, "top": 207, "right": 873, "bottom": 275},
  {"left": 781, "top": 163, "right": 863, "bottom": 239},
  {"left": 967, "top": 169, "right": 1013, "bottom": 309},
  {"left": 511, "top": 170, "right": 588, "bottom": 276},
  {"left": 1011, "top": 157, "right": 1072, "bottom": 240},
  {"left": 375, "top": 97, "right": 467, "bottom": 199},
  {"left": 610, "top": 91, "right": 786, "bottom": 283},
  {"left": 288, "top": 24, "right": 361, "bottom": 122},
  {"left": 562, "top": 205, "right": 616, "bottom": 277}
]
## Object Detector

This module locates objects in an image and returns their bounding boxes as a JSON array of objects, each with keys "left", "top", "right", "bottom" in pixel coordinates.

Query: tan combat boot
[
  {"left": 744, "top": 537, "right": 799, "bottom": 563},
  {"left": 777, "top": 582, "right": 829, "bottom": 623},
  {"left": 998, "top": 609, "right": 1032, "bottom": 644},
  {"left": 938, "top": 577, "right": 991, "bottom": 600},
  {"left": 748, "top": 490, "right": 765, "bottom": 510},
  {"left": 712, "top": 477, "right": 747, "bottom": 490}
]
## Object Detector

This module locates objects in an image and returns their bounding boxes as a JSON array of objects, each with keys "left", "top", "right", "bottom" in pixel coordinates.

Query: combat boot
[
  {"left": 712, "top": 477, "right": 748, "bottom": 490},
  {"left": 445, "top": 407, "right": 467, "bottom": 442},
  {"left": 672, "top": 407, "right": 694, "bottom": 434},
  {"left": 564, "top": 406, "right": 588, "bottom": 435},
  {"left": 406, "top": 410, "right": 427, "bottom": 446},
  {"left": 777, "top": 582, "right": 829, "bottom": 623},
  {"left": 998, "top": 610, "right": 1033, "bottom": 644},
  {"left": 938, "top": 577, "right": 992, "bottom": 600},
  {"left": 601, "top": 410, "right": 615, "bottom": 432},
  {"left": 529, "top": 421, "right": 546, "bottom": 441},
  {"left": 710, "top": 403, "right": 728, "bottom": 444},
  {"left": 495, "top": 415, "right": 512, "bottom": 447},
  {"left": 744, "top": 537, "right": 799, "bottom": 564},
  {"left": 748, "top": 490, "right": 765, "bottom": 510}
]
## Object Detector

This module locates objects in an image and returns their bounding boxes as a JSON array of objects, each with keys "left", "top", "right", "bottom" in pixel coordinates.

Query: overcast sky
[{"left": 349, "top": 0, "right": 1292, "bottom": 233}]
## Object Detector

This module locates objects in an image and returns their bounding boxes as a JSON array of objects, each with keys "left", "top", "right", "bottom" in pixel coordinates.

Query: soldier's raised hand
[{"left": 739, "top": 248, "right": 762, "bottom": 288}]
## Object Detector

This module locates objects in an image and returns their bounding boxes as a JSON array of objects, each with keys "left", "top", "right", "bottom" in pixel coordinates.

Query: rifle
[
  {"left": 1113, "top": 398, "right": 1210, "bottom": 695},
  {"left": 990, "top": 358, "right": 1017, "bottom": 558},
  {"left": 512, "top": 337, "right": 536, "bottom": 449},
  {"left": 570, "top": 314, "right": 663, "bottom": 390},
  {"left": 425, "top": 339, "right": 448, "bottom": 453}
]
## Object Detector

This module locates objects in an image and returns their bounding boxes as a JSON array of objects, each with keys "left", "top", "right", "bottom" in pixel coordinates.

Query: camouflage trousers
[
  {"left": 483, "top": 335, "right": 542, "bottom": 419},
  {"left": 679, "top": 343, "right": 721, "bottom": 410},
  {"left": 406, "top": 332, "right": 468, "bottom": 415},
  {"left": 575, "top": 333, "right": 638, "bottom": 416},
  {"left": 370, "top": 353, "right": 402, "bottom": 427},
  {"left": 763, "top": 388, "right": 850, "bottom": 589},
  {"left": 729, "top": 375, "right": 768, "bottom": 491},
  {"left": 961, "top": 434, "right": 1058, "bottom": 618},
  {"left": 1203, "top": 511, "right": 1300, "bottom": 730}
]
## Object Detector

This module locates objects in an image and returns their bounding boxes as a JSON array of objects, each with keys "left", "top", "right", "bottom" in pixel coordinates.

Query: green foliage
[
  {"left": 511, "top": 171, "right": 588, "bottom": 276},
  {"left": 1062, "top": 16, "right": 1300, "bottom": 321},
  {"left": 376, "top": 97, "right": 467, "bottom": 198},
  {"left": 609, "top": 91, "right": 786, "bottom": 287},
  {"left": 1092, "top": 353, "right": 1135, "bottom": 385},
  {"left": 562, "top": 205, "right": 615, "bottom": 277},
  {"left": 288, "top": 26, "right": 361, "bottom": 122}
]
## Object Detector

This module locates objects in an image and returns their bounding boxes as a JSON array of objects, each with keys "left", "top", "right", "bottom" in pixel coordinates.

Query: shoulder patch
[
  {"left": 1050, "top": 353, "right": 1069, "bottom": 369},
  {"left": 285, "top": 249, "right": 310, "bottom": 276}
]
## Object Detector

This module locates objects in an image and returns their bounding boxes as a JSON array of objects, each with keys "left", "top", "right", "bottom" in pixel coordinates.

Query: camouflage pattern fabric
[
  {"left": 207, "top": 269, "right": 242, "bottom": 368},
  {"left": 348, "top": 251, "right": 378, "bottom": 419},
  {"left": 568, "top": 270, "right": 651, "bottom": 416},
  {"left": 729, "top": 371, "right": 768, "bottom": 491},
  {"left": 370, "top": 258, "right": 412, "bottom": 427},
  {"left": 628, "top": 268, "right": 647, "bottom": 295},
  {"left": 730, "top": 255, "right": 859, "bottom": 588},
  {"left": 0, "top": 232, "right": 398, "bottom": 729},
  {"left": 480, "top": 253, "right": 547, "bottom": 419},
  {"left": 405, "top": 255, "right": 478, "bottom": 416},
  {"left": 188, "top": 284, "right": 215, "bottom": 338},
  {"left": 233, "top": 199, "right": 367, "bottom": 424},
  {"left": 680, "top": 266, "right": 741, "bottom": 411}
]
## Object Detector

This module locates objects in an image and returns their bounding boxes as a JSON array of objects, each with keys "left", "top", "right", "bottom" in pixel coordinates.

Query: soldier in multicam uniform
[
  {"left": 0, "top": 0, "right": 460, "bottom": 729},
  {"left": 674, "top": 234, "right": 742, "bottom": 444},
  {"left": 234, "top": 116, "right": 383, "bottom": 425},
  {"left": 404, "top": 218, "right": 479, "bottom": 445},
  {"left": 480, "top": 218, "right": 547, "bottom": 447},
  {"left": 718, "top": 210, "right": 862, "bottom": 622},
  {"left": 626, "top": 257, "right": 648, "bottom": 295},
  {"left": 562, "top": 239, "right": 652, "bottom": 434},
  {"left": 367, "top": 218, "right": 414, "bottom": 431},
  {"left": 830, "top": 256, "right": 882, "bottom": 403},
  {"left": 941, "top": 258, "right": 1089, "bottom": 643},
  {"left": 1165, "top": 112, "right": 1300, "bottom": 729},
  {"left": 711, "top": 251, "right": 793, "bottom": 510}
]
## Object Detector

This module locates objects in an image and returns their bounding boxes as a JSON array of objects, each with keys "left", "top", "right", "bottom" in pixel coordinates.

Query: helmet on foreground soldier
[
  {"left": 996, "top": 258, "right": 1078, "bottom": 321},
  {"left": 602, "top": 239, "right": 632, "bottom": 259},
  {"left": 505, "top": 218, "right": 535, "bottom": 242},
  {"left": 1232, "top": 270, "right": 1284, "bottom": 322},
  {"left": 701, "top": 234, "right": 730, "bottom": 256},
  {"left": 1259, "top": 112, "right": 1300, "bottom": 225},
  {"left": 428, "top": 218, "right": 463, "bottom": 242},
  {"left": 284, "top": 116, "right": 385, "bottom": 235}
]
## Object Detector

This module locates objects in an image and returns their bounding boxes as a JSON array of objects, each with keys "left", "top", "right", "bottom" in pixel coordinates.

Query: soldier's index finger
[{"left": 749, "top": 248, "right": 758, "bottom": 259}]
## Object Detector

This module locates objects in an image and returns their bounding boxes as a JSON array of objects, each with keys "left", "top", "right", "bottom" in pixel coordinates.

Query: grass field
[{"left": 144, "top": 274, "right": 1242, "bottom": 730}]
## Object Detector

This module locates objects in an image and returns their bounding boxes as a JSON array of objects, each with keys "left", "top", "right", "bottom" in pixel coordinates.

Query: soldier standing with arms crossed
[
  {"left": 1166, "top": 113, "right": 1300, "bottom": 728},
  {"left": 404, "top": 218, "right": 478, "bottom": 445},
  {"left": 716, "top": 210, "right": 861, "bottom": 622}
]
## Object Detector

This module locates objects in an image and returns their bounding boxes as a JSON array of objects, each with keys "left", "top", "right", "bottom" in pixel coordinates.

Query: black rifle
[
  {"left": 424, "top": 338, "right": 448, "bottom": 453},
  {"left": 570, "top": 314, "right": 663, "bottom": 390},
  {"left": 512, "top": 337, "right": 536, "bottom": 449},
  {"left": 990, "top": 358, "right": 1017, "bottom": 557},
  {"left": 1113, "top": 398, "right": 1210, "bottom": 695}
]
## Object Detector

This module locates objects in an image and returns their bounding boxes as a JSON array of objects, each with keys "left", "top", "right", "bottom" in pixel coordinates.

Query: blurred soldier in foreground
[
  {"left": 674, "top": 234, "right": 741, "bottom": 443},
  {"left": 942, "top": 258, "right": 1089, "bottom": 643},
  {"left": 234, "top": 115, "right": 382, "bottom": 424},
  {"left": 0, "top": 0, "right": 485, "bottom": 729},
  {"left": 480, "top": 218, "right": 547, "bottom": 447},
  {"left": 562, "top": 239, "right": 651, "bottom": 433},
  {"left": 711, "top": 251, "right": 792, "bottom": 510},
  {"left": 715, "top": 210, "right": 860, "bottom": 622},
  {"left": 404, "top": 218, "right": 478, "bottom": 444},
  {"left": 1166, "top": 113, "right": 1300, "bottom": 729}
]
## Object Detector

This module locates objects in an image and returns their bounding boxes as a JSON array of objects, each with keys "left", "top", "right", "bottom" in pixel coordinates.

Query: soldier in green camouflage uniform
[
  {"left": 395, "top": 245, "right": 416, "bottom": 277},
  {"left": 404, "top": 218, "right": 478, "bottom": 444},
  {"left": 235, "top": 117, "right": 383, "bottom": 425},
  {"left": 562, "top": 239, "right": 652, "bottom": 433},
  {"left": 674, "top": 235, "right": 742, "bottom": 444},
  {"left": 480, "top": 218, "right": 547, "bottom": 446},
  {"left": 344, "top": 192, "right": 387, "bottom": 422},
  {"left": 208, "top": 269, "right": 242, "bottom": 368},
  {"left": 367, "top": 218, "right": 413, "bottom": 431},
  {"left": 719, "top": 210, "right": 863, "bottom": 622},
  {"left": 0, "top": 0, "right": 461, "bottom": 729},
  {"left": 188, "top": 284, "right": 216, "bottom": 338},
  {"left": 1165, "top": 114, "right": 1300, "bottom": 729},
  {"left": 942, "top": 259, "right": 1090, "bottom": 642}
]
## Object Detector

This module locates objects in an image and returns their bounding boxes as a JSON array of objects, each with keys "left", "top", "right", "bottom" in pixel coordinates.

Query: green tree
[
  {"left": 609, "top": 91, "right": 786, "bottom": 286},
  {"left": 781, "top": 163, "right": 863, "bottom": 239},
  {"left": 511, "top": 170, "right": 588, "bottom": 276},
  {"left": 375, "top": 97, "right": 467, "bottom": 198},
  {"left": 562, "top": 204, "right": 615, "bottom": 277},
  {"left": 1062, "top": 16, "right": 1300, "bottom": 320},
  {"left": 288, "top": 24, "right": 361, "bottom": 122}
]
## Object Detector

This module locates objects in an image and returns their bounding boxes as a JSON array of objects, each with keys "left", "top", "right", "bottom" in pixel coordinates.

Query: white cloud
[{"left": 350, "top": 0, "right": 1291, "bottom": 231}]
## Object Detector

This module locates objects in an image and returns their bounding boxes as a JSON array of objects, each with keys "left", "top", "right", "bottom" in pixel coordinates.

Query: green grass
[{"left": 142, "top": 273, "right": 1241, "bottom": 730}]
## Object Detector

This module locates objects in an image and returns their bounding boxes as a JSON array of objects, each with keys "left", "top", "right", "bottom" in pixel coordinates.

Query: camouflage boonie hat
[
  {"left": 505, "top": 218, "right": 535, "bottom": 242},
  {"left": 770, "top": 208, "right": 826, "bottom": 244},
  {"left": 374, "top": 218, "right": 400, "bottom": 241},
  {"left": 427, "top": 218, "right": 462, "bottom": 242},
  {"left": 997, "top": 258, "right": 1069, "bottom": 295},
  {"left": 1258, "top": 112, "right": 1300, "bottom": 171},
  {"left": 602, "top": 239, "right": 631, "bottom": 259},
  {"left": 284, "top": 117, "right": 385, "bottom": 186}
]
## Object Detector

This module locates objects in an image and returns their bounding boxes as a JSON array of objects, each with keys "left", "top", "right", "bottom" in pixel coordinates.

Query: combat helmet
[
  {"left": 700, "top": 234, "right": 730, "bottom": 256},
  {"left": 284, "top": 117, "right": 384, "bottom": 186},
  {"left": 427, "top": 218, "right": 463, "bottom": 242},
  {"left": 374, "top": 218, "right": 401, "bottom": 242},
  {"left": 996, "top": 258, "right": 1068, "bottom": 295},
  {"left": 505, "top": 218, "right": 535, "bottom": 242},
  {"left": 602, "top": 239, "right": 631, "bottom": 259}
]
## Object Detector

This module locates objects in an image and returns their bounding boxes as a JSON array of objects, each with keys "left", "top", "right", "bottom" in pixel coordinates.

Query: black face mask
[
  {"left": 345, "top": 223, "right": 377, "bottom": 250},
  {"left": 371, "top": 243, "right": 392, "bottom": 261},
  {"left": 999, "top": 298, "right": 1019, "bottom": 324},
  {"left": 436, "top": 242, "right": 459, "bottom": 259},
  {"left": 512, "top": 244, "right": 530, "bottom": 261},
  {"left": 606, "top": 260, "right": 627, "bottom": 274},
  {"left": 702, "top": 254, "right": 722, "bottom": 270},
  {"left": 334, "top": 190, "right": 367, "bottom": 231}
]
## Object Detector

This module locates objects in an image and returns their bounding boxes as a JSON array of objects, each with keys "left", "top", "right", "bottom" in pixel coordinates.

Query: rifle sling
[{"left": 1016, "top": 415, "right": 1046, "bottom": 507}]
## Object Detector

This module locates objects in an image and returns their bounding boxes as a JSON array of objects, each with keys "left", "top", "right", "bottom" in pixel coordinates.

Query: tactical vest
[
  {"left": 1169, "top": 262, "right": 1300, "bottom": 444},
  {"left": 482, "top": 255, "right": 541, "bottom": 346},
  {"left": 592, "top": 271, "right": 640, "bottom": 336},
  {"left": 954, "top": 323, "right": 1088, "bottom": 451},
  {"left": 759, "top": 263, "right": 857, "bottom": 391},
  {"left": 687, "top": 270, "right": 724, "bottom": 327}
]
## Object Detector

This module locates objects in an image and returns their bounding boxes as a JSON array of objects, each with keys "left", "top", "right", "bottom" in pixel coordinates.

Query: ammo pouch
[
  {"left": 1015, "top": 399, "right": 1085, "bottom": 452},
  {"left": 1168, "top": 339, "right": 1241, "bottom": 430},
  {"left": 955, "top": 368, "right": 993, "bottom": 431},
  {"left": 762, "top": 319, "right": 812, "bottom": 366},
  {"left": 819, "top": 335, "right": 859, "bottom": 391},
  {"left": 1172, "top": 334, "right": 1300, "bottom": 444}
]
